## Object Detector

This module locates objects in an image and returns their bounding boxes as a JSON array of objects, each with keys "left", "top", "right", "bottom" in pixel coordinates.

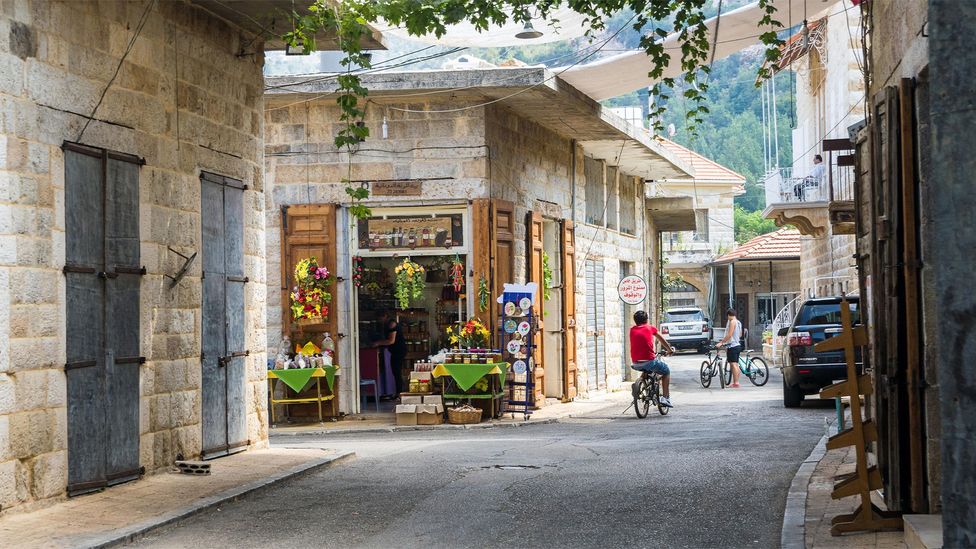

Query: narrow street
[{"left": 132, "top": 354, "right": 834, "bottom": 549}]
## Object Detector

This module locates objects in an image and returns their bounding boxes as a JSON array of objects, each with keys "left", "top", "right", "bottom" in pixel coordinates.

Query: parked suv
[
  {"left": 779, "top": 296, "right": 863, "bottom": 407},
  {"left": 660, "top": 307, "right": 711, "bottom": 353}
]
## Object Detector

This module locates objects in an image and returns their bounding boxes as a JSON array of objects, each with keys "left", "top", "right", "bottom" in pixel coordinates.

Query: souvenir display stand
[{"left": 498, "top": 287, "right": 537, "bottom": 420}]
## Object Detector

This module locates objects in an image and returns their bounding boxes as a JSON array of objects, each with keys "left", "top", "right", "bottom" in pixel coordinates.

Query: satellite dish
[{"left": 667, "top": 123, "right": 677, "bottom": 138}]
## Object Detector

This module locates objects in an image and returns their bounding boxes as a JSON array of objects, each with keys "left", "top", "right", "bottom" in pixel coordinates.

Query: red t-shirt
[{"left": 630, "top": 324, "right": 658, "bottom": 363}]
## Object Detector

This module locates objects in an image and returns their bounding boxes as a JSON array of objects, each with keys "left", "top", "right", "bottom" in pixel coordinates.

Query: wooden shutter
[
  {"left": 473, "top": 199, "right": 517, "bottom": 342},
  {"left": 282, "top": 204, "right": 338, "bottom": 352},
  {"left": 527, "top": 211, "right": 545, "bottom": 405},
  {"left": 64, "top": 144, "right": 143, "bottom": 495},
  {"left": 471, "top": 200, "right": 492, "bottom": 331},
  {"left": 561, "top": 219, "right": 578, "bottom": 400}
]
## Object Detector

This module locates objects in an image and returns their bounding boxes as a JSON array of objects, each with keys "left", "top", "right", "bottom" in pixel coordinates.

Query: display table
[
  {"left": 432, "top": 363, "right": 509, "bottom": 419},
  {"left": 267, "top": 366, "right": 339, "bottom": 424}
]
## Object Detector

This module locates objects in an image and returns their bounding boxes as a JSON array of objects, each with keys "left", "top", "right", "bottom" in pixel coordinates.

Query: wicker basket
[{"left": 447, "top": 406, "right": 482, "bottom": 425}]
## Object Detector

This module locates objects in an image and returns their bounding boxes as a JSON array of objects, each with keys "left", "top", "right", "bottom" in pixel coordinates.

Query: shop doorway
[
  {"left": 585, "top": 259, "right": 607, "bottom": 390},
  {"left": 64, "top": 145, "right": 143, "bottom": 495},
  {"left": 200, "top": 172, "right": 247, "bottom": 459},
  {"left": 356, "top": 254, "right": 468, "bottom": 408},
  {"left": 542, "top": 219, "right": 564, "bottom": 399}
]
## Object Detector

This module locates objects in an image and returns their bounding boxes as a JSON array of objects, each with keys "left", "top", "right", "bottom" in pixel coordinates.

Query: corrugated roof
[
  {"left": 655, "top": 138, "right": 746, "bottom": 183},
  {"left": 713, "top": 228, "right": 801, "bottom": 264}
]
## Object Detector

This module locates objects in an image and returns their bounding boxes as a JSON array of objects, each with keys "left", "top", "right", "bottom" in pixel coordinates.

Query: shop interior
[{"left": 357, "top": 254, "right": 469, "bottom": 411}]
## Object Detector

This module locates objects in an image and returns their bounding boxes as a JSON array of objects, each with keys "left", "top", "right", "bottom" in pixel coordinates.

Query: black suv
[{"left": 779, "top": 296, "right": 862, "bottom": 407}]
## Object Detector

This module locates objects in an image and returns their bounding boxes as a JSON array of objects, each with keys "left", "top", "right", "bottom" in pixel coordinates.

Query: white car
[{"left": 660, "top": 308, "right": 711, "bottom": 353}]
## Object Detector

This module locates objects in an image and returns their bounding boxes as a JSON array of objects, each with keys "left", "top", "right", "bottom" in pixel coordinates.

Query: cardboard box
[
  {"left": 416, "top": 403, "right": 444, "bottom": 425},
  {"left": 400, "top": 395, "right": 423, "bottom": 405},
  {"left": 395, "top": 404, "right": 418, "bottom": 425},
  {"left": 422, "top": 395, "right": 443, "bottom": 405},
  {"left": 409, "top": 371, "right": 432, "bottom": 381}
]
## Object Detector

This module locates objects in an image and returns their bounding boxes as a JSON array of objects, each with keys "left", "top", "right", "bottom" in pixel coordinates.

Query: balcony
[
  {"left": 662, "top": 233, "right": 714, "bottom": 266},
  {"left": 762, "top": 139, "right": 856, "bottom": 237}
]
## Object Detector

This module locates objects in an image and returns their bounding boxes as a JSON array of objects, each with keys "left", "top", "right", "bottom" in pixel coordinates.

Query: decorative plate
[
  {"left": 517, "top": 321, "right": 531, "bottom": 336},
  {"left": 503, "top": 319, "right": 518, "bottom": 334}
]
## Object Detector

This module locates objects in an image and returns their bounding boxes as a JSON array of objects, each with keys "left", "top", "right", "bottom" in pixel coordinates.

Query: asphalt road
[{"left": 132, "top": 353, "right": 834, "bottom": 549}]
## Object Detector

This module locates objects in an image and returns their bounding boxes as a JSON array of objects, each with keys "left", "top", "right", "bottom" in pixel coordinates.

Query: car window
[
  {"left": 665, "top": 311, "right": 704, "bottom": 322},
  {"left": 796, "top": 302, "right": 860, "bottom": 325}
]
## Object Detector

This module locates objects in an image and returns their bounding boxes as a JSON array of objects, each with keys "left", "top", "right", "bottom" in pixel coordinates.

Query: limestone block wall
[
  {"left": 799, "top": 232, "right": 859, "bottom": 298},
  {"left": 485, "top": 104, "right": 650, "bottom": 394},
  {"left": 263, "top": 97, "right": 489, "bottom": 411},
  {"left": 0, "top": 0, "right": 267, "bottom": 511}
]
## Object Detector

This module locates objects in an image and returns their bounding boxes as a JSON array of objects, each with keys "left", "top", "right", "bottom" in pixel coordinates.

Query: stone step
[{"left": 904, "top": 514, "right": 943, "bottom": 549}]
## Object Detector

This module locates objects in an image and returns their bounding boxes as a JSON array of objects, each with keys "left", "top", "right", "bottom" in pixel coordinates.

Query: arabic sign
[
  {"left": 371, "top": 180, "right": 423, "bottom": 196},
  {"left": 617, "top": 275, "right": 648, "bottom": 305}
]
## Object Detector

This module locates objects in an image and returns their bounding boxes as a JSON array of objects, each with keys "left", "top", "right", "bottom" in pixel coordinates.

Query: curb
[
  {"left": 781, "top": 434, "right": 828, "bottom": 549},
  {"left": 270, "top": 417, "right": 558, "bottom": 437},
  {"left": 81, "top": 451, "right": 355, "bottom": 549}
]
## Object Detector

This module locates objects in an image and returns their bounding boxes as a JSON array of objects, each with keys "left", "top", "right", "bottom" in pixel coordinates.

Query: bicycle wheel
[
  {"left": 700, "top": 361, "right": 713, "bottom": 388},
  {"left": 656, "top": 381, "right": 670, "bottom": 416},
  {"left": 634, "top": 377, "right": 650, "bottom": 418},
  {"left": 723, "top": 359, "right": 733, "bottom": 387},
  {"left": 747, "top": 357, "right": 769, "bottom": 386},
  {"left": 718, "top": 359, "right": 726, "bottom": 389}
]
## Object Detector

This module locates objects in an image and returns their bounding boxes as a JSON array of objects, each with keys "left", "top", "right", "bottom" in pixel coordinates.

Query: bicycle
[
  {"left": 632, "top": 370, "right": 670, "bottom": 418},
  {"left": 734, "top": 349, "right": 769, "bottom": 387},
  {"left": 700, "top": 345, "right": 726, "bottom": 389}
]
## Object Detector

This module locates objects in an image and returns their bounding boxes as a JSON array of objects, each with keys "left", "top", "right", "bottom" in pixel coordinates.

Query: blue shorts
[{"left": 631, "top": 358, "right": 670, "bottom": 376}]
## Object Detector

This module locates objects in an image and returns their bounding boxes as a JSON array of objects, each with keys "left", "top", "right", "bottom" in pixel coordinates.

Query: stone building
[
  {"left": 263, "top": 68, "right": 696, "bottom": 411},
  {"left": 710, "top": 228, "right": 801, "bottom": 349},
  {"left": 852, "top": 0, "right": 975, "bottom": 544},
  {"left": 650, "top": 138, "right": 744, "bottom": 317},
  {"left": 0, "top": 0, "right": 369, "bottom": 511},
  {"left": 760, "top": 3, "right": 864, "bottom": 299}
]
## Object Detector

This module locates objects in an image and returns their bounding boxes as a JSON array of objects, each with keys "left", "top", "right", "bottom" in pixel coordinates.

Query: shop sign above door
[
  {"left": 617, "top": 275, "right": 648, "bottom": 305},
  {"left": 371, "top": 180, "right": 423, "bottom": 196}
]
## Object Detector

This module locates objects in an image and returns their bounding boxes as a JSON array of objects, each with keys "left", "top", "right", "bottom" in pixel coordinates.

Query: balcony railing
[{"left": 763, "top": 167, "right": 829, "bottom": 207}]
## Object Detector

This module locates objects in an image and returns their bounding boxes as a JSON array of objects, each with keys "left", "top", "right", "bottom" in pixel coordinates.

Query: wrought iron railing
[{"left": 763, "top": 167, "right": 829, "bottom": 207}]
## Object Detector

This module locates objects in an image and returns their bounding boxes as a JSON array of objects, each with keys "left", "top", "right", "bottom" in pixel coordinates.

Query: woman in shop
[{"left": 374, "top": 310, "right": 407, "bottom": 397}]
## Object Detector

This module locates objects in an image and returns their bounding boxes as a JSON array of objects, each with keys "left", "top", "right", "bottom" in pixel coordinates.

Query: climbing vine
[{"left": 284, "top": 1, "right": 783, "bottom": 216}]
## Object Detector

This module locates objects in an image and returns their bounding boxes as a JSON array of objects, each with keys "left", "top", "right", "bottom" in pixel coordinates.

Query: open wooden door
[
  {"left": 560, "top": 219, "right": 578, "bottom": 401},
  {"left": 472, "top": 199, "right": 515, "bottom": 341},
  {"left": 282, "top": 204, "right": 339, "bottom": 416},
  {"left": 527, "top": 211, "right": 545, "bottom": 405}
]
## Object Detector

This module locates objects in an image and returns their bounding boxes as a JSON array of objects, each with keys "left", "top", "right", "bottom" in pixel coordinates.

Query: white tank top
[{"left": 728, "top": 319, "right": 742, "bottom": 347}]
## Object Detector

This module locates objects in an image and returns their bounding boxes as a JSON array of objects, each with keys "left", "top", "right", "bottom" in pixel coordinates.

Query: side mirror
[
  {"left": 703, "top": 318, "right": 710, "bottom": 324},
  {"left": 777, "top": 327, "right": 789, "bottom": 337}
]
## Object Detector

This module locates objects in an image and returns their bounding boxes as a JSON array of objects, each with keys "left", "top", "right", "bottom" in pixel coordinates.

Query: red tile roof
[
  {"left": 713, "top": 227, "right": 801, "bottom": 264},
  {"left": 655, "top": 137, "right": 746, "bottom": 183}
]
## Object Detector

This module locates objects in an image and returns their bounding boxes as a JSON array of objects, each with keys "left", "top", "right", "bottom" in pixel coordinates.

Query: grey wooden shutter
[
  {"left": 200, "top": 172, "right": 248, "bottom": 459},
  {"left": 63, "top": 144, "right": 144, "bottom": 495}
]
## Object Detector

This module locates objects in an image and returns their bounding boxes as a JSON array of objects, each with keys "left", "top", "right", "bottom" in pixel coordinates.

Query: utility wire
[{"left": 77, "top": 0, "right": 156, "bottom": 142}]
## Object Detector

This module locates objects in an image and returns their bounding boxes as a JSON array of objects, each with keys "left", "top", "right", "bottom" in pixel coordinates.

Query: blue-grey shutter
[
  {"left": 223, "top": 181, "right": 247, "bottom": 450},
  {"left": 65, "top": 149, "right": 107, "bottom": 494},
  {"left": 201, "top": 178, "right": 228, "bottom": 456},
  {"left": 104, "top": 158, "right": 141, "bottom": 484}
]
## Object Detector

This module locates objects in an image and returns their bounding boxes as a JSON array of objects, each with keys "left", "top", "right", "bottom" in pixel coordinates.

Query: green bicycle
[{"left": 723, "top": 348, "right": 770, "bottom": 387}]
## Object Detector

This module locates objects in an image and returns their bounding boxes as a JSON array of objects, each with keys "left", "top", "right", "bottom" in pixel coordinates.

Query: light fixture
[
  {"left": 381, "top": 116, "right": 388, "bottom": 139},
  {"left": 802, "top": 19, "right": 810, "bottom": 50},
  {"left": 515, "top": 20, "right": 543, "bottom": 40}
]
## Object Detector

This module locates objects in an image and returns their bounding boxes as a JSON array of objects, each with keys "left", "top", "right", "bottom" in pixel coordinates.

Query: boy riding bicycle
[{"left": 629, "top": 310, "right": 675, "bottom": 407}]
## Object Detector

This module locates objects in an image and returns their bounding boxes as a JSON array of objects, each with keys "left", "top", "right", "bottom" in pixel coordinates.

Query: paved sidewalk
[
  {"left": 270, "top": 388, "right": 635, "bottom": 436},
  {"left": 805, "top": 445, "right": 906, "bottom": 548},
  {"left": 0, "top": 447, "right": 352, "bottom": 549}
]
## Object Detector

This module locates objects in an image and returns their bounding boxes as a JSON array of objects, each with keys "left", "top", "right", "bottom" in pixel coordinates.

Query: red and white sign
[{"left": 617, "top": 275, "right": 648, "bottom": 305}]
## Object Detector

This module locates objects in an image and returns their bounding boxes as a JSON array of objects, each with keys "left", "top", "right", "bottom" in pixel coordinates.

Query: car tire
[{"left": 783, "top": 377, "right": 804, "bottom": 408}]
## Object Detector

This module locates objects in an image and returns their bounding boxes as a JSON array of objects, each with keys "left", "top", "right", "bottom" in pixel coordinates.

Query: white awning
[{"left": 558, "top": 0, "right": 842, "bottom": 100}]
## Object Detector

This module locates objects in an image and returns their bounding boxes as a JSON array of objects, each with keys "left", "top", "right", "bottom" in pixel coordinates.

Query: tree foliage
[
  {"left": 284, "top": 0, "right": 785, "bottom": 217},
  {"left": 733, "top": 205, "right": 778, "bottom": 243}
]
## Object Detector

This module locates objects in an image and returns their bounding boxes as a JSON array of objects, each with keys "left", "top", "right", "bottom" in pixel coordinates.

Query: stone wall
[
  {"left": 798, "top": 233, "right": 858, "bottom": 298},
  {"left": 263, "top": 97, "right": 489, "bottom": 411},
  {"left": 0, "top": 0, "right": 267, "bottom": 511},
  {"left": 485, "top": 104, "right": 651, "bottom": 393}
]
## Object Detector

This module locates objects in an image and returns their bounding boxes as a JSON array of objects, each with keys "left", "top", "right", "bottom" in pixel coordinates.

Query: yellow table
[{"left": 267, "top": 366, "right": 340, "bottom": 424}]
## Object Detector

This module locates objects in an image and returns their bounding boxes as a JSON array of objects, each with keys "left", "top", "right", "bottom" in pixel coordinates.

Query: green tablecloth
[
  {"left": 270, "top": 366, "right": 337, "bottom": 393},
  {"left": 432, "top": 363, "right": 508, "bottom": 391}
]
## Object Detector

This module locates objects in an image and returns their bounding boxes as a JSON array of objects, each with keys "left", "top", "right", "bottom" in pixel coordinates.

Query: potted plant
[{"left": 445, "top": 319, "right": 491, "bottom": 349}]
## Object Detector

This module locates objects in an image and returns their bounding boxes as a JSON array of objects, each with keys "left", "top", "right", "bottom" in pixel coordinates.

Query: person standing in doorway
[
  {"left": 716, "top": 308, "right": 744, "bottom": 387},
  {"left": 375, "top": 310, "right": 407, "bottom": 396}
]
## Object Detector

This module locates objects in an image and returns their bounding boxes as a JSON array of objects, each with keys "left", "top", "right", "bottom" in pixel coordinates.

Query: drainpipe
[{"left": 570, "top": 140, "right": 577, "bottom": 224}]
